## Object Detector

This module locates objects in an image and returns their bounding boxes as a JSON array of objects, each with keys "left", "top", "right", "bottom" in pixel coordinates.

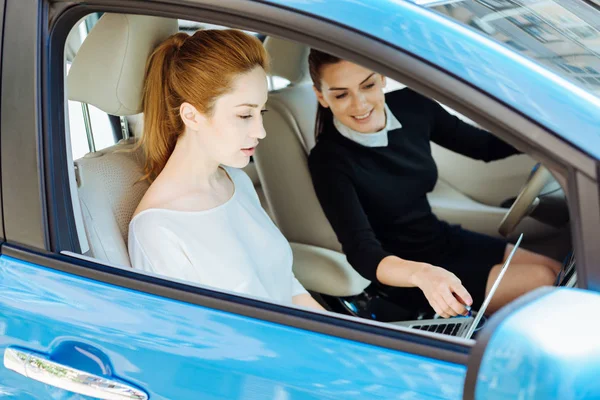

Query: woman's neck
[{"left": 161, "top": 132, "right": 223, "bottom": 191}]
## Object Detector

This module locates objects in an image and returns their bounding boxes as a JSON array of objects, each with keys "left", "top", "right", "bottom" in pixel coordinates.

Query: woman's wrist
[
  {"left": 407, "top": 262, "right": 432, "bottom": 287},
  {"left": 376, "top": 255, "right": 429, "bottom": 287}
]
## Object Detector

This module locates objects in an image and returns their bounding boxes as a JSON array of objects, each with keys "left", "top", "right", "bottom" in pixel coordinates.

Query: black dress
[{"left": 308, "top": 88, "right": 519, "bottom": 312}]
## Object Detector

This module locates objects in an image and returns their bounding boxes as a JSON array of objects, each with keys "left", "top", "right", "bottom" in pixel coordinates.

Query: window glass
[
  {"left": 87, "top": 104, "right": 117, "bottom": 151},
  {"left": 384, "top": 78, "right": 406, "bottom": 92},
  {"left": 268, "top": 76, "right": 292, "bottom": 91},
  {"left": 420, "top": 0, "right": 600, "bottom": 99},
  {"left": 66, "top": 14, "right": 118, "bottom": 158},
  {"left": 67, "top": 98, "right": 89, "bottom": 160},
  {"left": 61, "top": 12, "right": 575, "bottom": 341}
]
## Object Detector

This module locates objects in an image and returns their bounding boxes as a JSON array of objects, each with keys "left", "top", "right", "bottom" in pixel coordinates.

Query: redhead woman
[
  {"left": 128, "top": 30, "right": 323, "bottom": 310},
  {"left": 307, "top": 50, "right": 561, "bottom": 319}
]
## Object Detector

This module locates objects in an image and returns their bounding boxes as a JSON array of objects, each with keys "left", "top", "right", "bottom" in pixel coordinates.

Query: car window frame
[
  {"left": 0, "top": 0, "right": 6, "bottom": 243},
  {"left": 2, "top": 0, "right": 48, "bottom": 249},
  {"left": 2, "top": 0, "right": 599, "bottom": 367},
  {"left": 53, "top": 0, "right": 599, "bottom": 288},
  {"left": 1, "top": 0, "right": 473, "bottom": 366}
]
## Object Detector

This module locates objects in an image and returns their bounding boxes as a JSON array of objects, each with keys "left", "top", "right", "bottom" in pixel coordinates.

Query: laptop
[{"left": 393, "top": 233, "right": 524, "bottom": 339}]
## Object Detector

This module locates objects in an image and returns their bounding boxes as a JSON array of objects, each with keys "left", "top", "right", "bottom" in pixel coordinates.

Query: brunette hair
[
  {"left": 139, "top": 29, "right": 268, "bottom": 181},
  {"left": 308, "top": 49, "right": 342, "bottom": 140}
]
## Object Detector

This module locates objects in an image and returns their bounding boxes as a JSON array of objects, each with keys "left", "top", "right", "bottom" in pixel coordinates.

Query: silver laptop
[{"left": 393, "top": 233, "right": 524, "bottom": 339}]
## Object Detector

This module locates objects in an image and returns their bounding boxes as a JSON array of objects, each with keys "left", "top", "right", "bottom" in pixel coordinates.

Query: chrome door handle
[{"left": 4, "top": 347, "right": 148, "bottom": 400}]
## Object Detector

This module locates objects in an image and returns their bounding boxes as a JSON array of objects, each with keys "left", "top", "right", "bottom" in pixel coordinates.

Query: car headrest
[
  {"left": 65, "top": 18, "right": 85, "bottom": 63},
  {"left": 264, "top": 36, "right": 310, "bottom": 85},
  {"left": 67, "top": 13, "right": 178, "bottom": 116}
]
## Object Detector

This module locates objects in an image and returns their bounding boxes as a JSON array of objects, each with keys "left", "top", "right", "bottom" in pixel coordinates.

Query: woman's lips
[
  {"left": 241, "top": 147, "right": 256, "bottom": 156},
  {"left": 351, "top": 109, "right": 373, "bottom": 123}
]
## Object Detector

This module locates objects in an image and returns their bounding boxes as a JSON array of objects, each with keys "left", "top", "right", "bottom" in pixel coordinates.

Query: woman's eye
[
  {"left": 335, "top": 93, "right": 347, "bottom": 100},
  {"left": 364, "top": 83, "right": 375, "bottom": 89},
  {"left": 239, "top": 110, "right": 268, "bottom": 120}
]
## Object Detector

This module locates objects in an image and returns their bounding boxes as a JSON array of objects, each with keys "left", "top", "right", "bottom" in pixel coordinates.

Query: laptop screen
[{"left": 464, "top": 233, "right": 524, "bottom": 339}]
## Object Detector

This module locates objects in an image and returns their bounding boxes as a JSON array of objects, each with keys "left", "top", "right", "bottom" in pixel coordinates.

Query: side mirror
[{"left": 464, "top": 287, "right": 600, "bottom": 399}]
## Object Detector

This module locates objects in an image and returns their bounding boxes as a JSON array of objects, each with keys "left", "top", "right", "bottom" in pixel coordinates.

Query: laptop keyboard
[{"left": 412, "top": 323, "right": 461, "bottom": 336}]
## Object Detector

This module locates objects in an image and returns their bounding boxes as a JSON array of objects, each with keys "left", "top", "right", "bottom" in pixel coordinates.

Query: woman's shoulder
[
  {"left": 309, "top": 123, "right": 356, "bottom": 158},
  {"left": 129, "top": 207, "right": 176, "bottom": 233},
  {"left": 128, "top": 209, "right": 180, "bottom": 253},
  {"left": 385, "top": 88, "right": 439, "bottom": 125},
  {"left": 308, "top": 141, "right": 355, "bottom": 182},
  {"left": 309, "top": 137, "right": 350, "bottom": 168}
]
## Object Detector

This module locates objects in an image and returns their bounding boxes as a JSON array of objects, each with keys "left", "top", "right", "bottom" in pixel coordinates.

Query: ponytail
[
  {"left": 308, "top": 49, "right": 342, "bottom": 141},
  {"left": 314, "top": 104, "right": 333, "bottom": 141},
  {"left": 139, "top": 33, "right": 188, "bottom": 181}
]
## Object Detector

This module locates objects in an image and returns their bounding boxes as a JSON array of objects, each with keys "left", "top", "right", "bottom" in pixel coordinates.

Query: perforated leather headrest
[{"left": 67, "top": 13, "right": 178, "bottom": 116}]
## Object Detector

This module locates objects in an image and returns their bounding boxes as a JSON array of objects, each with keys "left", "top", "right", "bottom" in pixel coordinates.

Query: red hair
[{"left": 139, "top": 29, "right": 269, "bottom": 181}]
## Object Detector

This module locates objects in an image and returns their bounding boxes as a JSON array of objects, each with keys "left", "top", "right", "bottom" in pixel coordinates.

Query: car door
[
  {"left": 0, "top": 1, "right": 470, "bottom": 399},
  {"left": 0, "top": 255, "right": 469, "bottom": 400},
  {"left": 2, "top": 0, "right": 600, "bottom": 399}
]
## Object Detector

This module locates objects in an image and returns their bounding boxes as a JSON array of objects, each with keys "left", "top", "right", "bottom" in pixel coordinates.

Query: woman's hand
[
  {"left": 376, "top": 255, "right": 473, "bottom": 318},
  {"left": 409, "top": 263, "right": 472, "bottom": 318}
]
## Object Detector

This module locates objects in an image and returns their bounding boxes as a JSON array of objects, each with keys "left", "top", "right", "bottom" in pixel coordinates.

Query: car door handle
[{"left": 4, "top": 347, "right": 148, "bottom": 400}]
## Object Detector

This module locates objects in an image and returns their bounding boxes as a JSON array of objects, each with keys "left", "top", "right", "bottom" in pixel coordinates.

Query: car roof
[{"left": 263, "top": 0, "right": 600, "bottom": 160}]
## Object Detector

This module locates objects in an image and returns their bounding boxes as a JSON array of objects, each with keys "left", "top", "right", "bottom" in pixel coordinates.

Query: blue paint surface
[
  {"left": 474, "top": 288, "right": 600, "bottom": 399},
  {"left": 0, "top": 256, "right": 466, "bottom": 399},
  {"left": 3, "top": 1, "right": 598, "bottom": 398}
]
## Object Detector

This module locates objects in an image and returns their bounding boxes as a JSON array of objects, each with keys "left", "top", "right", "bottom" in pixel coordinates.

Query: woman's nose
[
  {"left": 351, "top": 92, "right": 368, "bottom": 109},
  {"left": 253, "top": 121, "right": 267, "bottom": 139}
]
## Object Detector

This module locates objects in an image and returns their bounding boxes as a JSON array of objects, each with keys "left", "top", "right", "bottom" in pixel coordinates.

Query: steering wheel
[{"left": 498, "top": 163, "right": 554, "bottom": 237}]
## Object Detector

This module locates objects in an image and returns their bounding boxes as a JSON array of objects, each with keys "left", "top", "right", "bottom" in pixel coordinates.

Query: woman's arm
[
  {"left": 377, "top": 255, "right": 471, "bottom": 317},
  {"left": 310, "top": 158, "right": 471, "bottom": 317},
  {"left": 428, "top": 100, "right": 519, "bottom": 162},
  {"left": 292, "top": 293, "right": 326, "bottom": 310},
  {"left": 309, "top": 160, "right": 393, "bottom": 282}
]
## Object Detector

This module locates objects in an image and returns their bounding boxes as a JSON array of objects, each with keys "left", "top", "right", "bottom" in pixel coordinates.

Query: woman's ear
[
  {"left": 179, "top": 102, "right": 204, "bottom": 130},
  {"left": 313, "top": 86, "right": 330, "bottom": 109}
]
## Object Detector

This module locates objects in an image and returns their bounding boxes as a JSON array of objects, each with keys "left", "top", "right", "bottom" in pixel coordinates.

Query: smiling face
[
  {"left": 180, "top": 66, "right": 269, "bottom": 169},
  {"left": 314, "top": 60, "right": 387, "bottom": 133}
]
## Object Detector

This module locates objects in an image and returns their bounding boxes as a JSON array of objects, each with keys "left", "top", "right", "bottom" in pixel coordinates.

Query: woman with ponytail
[
  {"left": 128, "top": 30, "right": 323, "bottom": 310},
  {"left": 307, "top": 50, "right": 561, "bottom": 319}
]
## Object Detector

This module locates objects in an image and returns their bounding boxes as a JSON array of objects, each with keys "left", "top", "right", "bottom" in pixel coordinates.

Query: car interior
[{"left": 63, "top": 12, "right": 576, "bottom": 336}]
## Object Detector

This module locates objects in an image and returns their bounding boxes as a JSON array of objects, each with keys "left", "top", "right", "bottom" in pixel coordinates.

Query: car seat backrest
[
  {"left": 67, "top": 14, "right": 177, "bottom": 266},
  {"left": 75, "top": 140, "right": 148, "bottom": 266},
  {"left": 255, "top": 37, "right": 370, "bottom": 295}
]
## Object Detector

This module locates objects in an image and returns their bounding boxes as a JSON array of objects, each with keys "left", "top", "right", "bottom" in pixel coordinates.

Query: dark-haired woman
[{"left": 307, "top": 50, "right": 561, "bottom": 318}]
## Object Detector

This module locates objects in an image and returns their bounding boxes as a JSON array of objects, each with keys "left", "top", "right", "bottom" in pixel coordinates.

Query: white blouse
[{"left": 128, "top": 166, "right": 307, "bottom": 304}]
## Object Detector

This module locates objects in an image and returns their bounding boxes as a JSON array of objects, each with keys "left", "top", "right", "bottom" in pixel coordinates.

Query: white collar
[{"left": 333, "top": 103, "right": 402, "bottom": 147}]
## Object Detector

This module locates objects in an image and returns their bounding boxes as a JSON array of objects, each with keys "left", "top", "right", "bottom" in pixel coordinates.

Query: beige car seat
[
  {"left": 254, "top": 37, "right": 371, "bottom": 297},
  {"left": 67, "top": 14, "right": 178, "bottom": 266}
]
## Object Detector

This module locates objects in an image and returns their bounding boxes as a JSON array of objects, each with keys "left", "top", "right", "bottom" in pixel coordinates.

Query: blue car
[{"left": 0, "top": 0, "right": 599, "bottom": 398}]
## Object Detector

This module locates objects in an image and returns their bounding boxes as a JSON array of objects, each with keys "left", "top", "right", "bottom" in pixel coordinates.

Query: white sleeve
[
  {"left": 129, "top": 223, "right": 196, "bottom": 284},
  {"left": 292, "top": 274, "right": 308, "bottom": 297}
]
